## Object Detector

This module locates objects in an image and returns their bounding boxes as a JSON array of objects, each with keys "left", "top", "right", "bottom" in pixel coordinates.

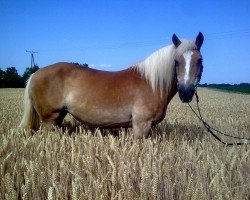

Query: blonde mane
[{"left": 134, "top": 40, "right": 196, "bottom": 94}]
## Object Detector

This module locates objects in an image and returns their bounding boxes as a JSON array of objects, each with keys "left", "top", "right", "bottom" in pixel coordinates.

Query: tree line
[
  {"left": 199, "top": 83, "right": 250, "bottom": 94},
  {"left": 0, "top": 65, "right": 39, "bottom": 88}
]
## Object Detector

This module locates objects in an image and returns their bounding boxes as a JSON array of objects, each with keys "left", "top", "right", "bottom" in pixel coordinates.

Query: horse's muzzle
[{"left": 178, "top": 85, "right": 196, "bottom": 103}]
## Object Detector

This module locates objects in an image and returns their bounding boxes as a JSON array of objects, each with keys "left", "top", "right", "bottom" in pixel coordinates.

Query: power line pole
[{"left": 26, "top": 50, "right": 38, "bottom": 68}]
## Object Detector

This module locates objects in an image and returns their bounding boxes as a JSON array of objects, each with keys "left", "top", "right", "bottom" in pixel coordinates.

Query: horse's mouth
[{"left": 178, "top": 86, "right": 196, "bottom": 103}]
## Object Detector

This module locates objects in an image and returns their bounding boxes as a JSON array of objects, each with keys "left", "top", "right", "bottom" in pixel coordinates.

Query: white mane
[{"left": 134, "top": 40, "right": 196, "bottom": 94}]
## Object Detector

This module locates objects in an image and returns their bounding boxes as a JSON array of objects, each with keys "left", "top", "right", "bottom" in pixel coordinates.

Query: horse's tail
[{"left": 19, "top": 74, "right": 40, "bottom": 131}]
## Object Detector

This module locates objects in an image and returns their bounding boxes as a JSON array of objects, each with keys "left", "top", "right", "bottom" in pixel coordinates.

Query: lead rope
[{"left": 188, "top": 91, "right": 250, "bottom": 146}]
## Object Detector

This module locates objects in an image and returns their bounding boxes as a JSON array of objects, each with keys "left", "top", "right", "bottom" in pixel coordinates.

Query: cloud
[
  {"left": 99, "top": 64, "right": 112, "bottom": 67},
  {"left": 89, "top": 64, "right": 95, "bottom": 67}
]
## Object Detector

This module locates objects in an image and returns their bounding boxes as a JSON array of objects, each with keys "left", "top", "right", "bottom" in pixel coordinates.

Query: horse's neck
[
  {"left": 130, "top": 65, "right": 178, "bottom": 107},
  {"left": 162, "top": 78, "right": 178, "bottom": 107}
]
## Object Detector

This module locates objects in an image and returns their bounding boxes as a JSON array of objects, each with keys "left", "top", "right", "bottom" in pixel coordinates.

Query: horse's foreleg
[{"left": 132, "top": 119, "right": 152, "bottom": 139}]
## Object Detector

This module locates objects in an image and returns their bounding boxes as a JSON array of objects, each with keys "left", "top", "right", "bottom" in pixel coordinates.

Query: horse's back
[{"left": 32, "top": 62, "right": 139, "bottom": 86}]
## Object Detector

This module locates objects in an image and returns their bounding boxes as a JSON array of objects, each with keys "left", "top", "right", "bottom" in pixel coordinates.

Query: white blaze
[{"left": 183, "top": 51, "right": 193, "bottom": 84}]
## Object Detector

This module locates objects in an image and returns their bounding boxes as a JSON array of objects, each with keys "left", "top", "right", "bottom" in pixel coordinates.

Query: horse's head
[{"left": 172, "top": 32, "right": 204, "bottom": 103}]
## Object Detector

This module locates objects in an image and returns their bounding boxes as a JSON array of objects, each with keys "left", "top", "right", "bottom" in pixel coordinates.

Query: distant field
[{"left": 0, "top": 88, "right": 250, "bottom": 199}]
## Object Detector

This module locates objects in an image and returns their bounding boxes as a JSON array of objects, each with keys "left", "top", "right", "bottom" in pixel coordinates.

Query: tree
[
  {"left": 0, "top": 67, "right": 23, "bottom": 88},
  {"left": 71, "top": 62, "right": 89, "bottom": 67},
  {"left": 0, "top": 68, "right": 7, "bottom": 87},
  {"left": 22, "top": 64, "right": 39, "bottom": 83},
  {"left": 82, "top": 63, "right": 88, "bottom": 67},
  {"left": 6, "top": 67, "right": 18, "bottom": 76}
]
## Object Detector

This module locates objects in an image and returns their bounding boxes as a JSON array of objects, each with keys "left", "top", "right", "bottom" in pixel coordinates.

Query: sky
[{"left": 0, "top": 0, "right": 250, "bottom": 84}]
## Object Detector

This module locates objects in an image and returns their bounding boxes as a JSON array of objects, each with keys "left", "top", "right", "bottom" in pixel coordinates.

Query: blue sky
[{"left": 0, "top": 0, "right": 250, "bottom": 83}]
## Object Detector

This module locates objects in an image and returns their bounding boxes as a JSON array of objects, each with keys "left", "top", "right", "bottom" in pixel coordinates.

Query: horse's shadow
[
  {"left": 61, "top": 119, "right": 128, "bottom": 137},
  {"left": 61, "top": 117, "right": 205, "bottom": 143},
  {"left": 150, "top": 121, "right": 206, "bottom": 143}
]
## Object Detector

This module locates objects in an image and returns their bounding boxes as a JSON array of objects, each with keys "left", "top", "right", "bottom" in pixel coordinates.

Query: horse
[{"left": 19, "top": 32, "right": 204, "bottom": 138}]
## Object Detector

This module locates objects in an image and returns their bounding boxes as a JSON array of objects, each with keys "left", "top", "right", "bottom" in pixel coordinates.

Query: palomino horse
[{"left": 19, "top": 32, "right": 204, "bottom": 138}]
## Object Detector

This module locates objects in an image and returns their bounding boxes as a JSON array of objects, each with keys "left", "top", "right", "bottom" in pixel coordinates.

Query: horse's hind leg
[
  {"left": 41, "top": 120, "right": 55, "bottom": 131},
  {"left": 41, "top": 109, "right": 67, "bottom": 131}
]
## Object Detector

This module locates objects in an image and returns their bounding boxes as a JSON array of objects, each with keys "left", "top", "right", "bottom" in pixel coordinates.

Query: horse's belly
[
  {"left": 68, "top": 105, "right": 132, "bottom": 128},
  {"left": 65, "top": 88, "right": 134, "bottom": 127}
]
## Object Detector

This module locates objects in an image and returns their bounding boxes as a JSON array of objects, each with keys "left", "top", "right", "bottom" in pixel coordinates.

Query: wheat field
[{"left": 0, "top": 88, "right": 249, "bottom": 200}]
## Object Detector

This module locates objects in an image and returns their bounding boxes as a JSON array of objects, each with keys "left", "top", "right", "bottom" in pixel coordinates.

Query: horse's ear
[
  {"left": 172, "top": 33, "right": 181, "bottom": 48},
  {"left": 195, "top": 32, "right": 204, "bottom": 50}
]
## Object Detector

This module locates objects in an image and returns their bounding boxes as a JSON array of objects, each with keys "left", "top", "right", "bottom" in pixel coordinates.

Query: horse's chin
[{"left": 179, "top": 95, "right": 193, "bottom": 103}]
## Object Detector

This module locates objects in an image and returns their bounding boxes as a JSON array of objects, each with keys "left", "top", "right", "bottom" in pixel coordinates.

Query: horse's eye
[
  {"left": 175, "top": 60, "right": 179, "bottom": 67},
  {"left": 197, "top": 59, "right": 203, "bottom": 65}
]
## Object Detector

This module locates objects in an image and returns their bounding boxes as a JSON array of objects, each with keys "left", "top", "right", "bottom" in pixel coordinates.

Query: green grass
[{"left": 199, "top": 83, "right": 250, "bottom": 94}]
